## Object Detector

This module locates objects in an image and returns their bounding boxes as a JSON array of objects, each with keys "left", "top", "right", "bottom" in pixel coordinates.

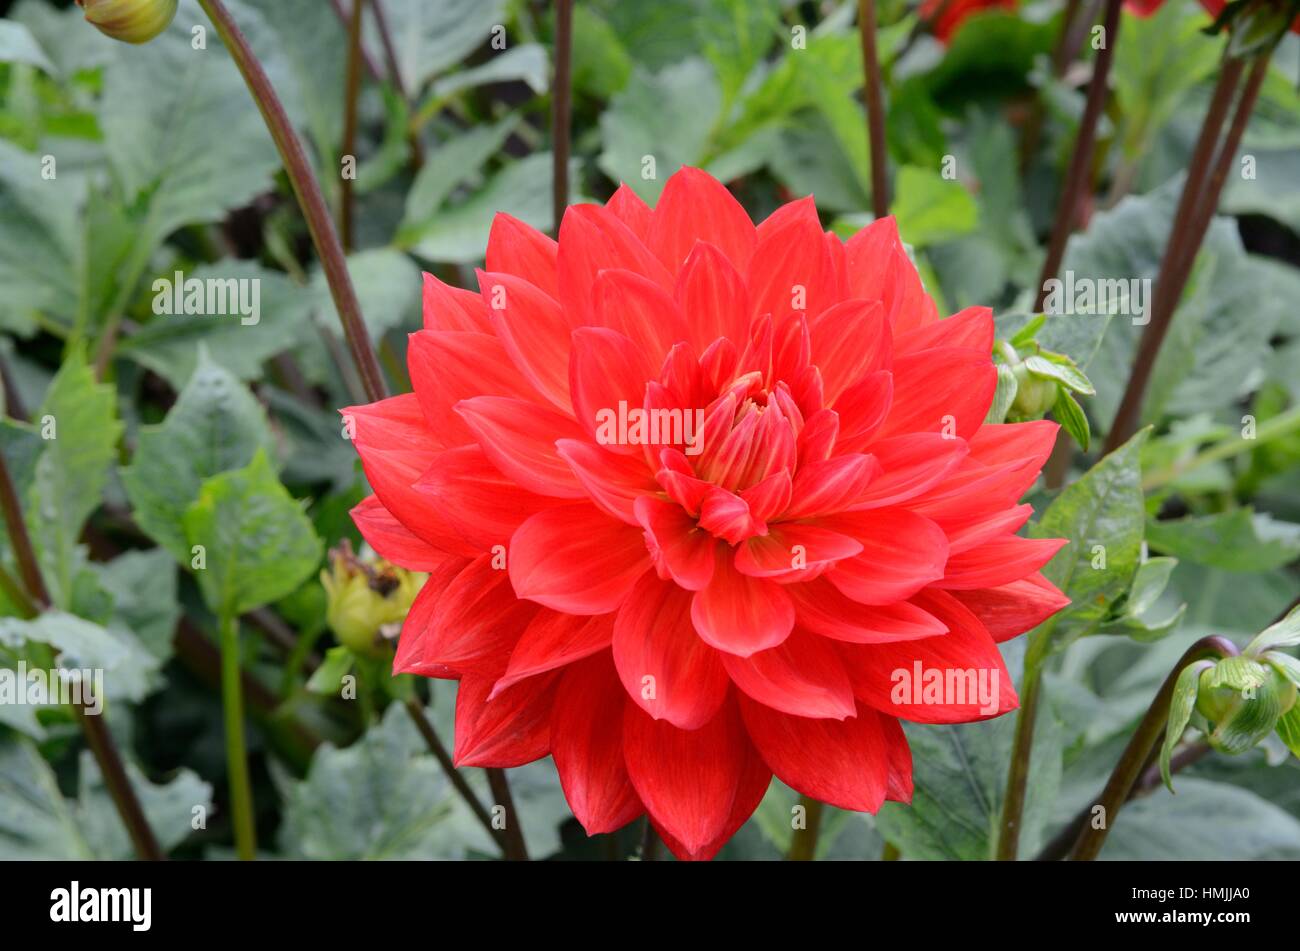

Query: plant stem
[
  {"left": 1142, "top": 403, "right": 1300, "bottom": 490},
  {"left": 552, "top": 0, "right": 574, "bottom": 232},
  {"left": 788, "top": 795, "right": 825, "bottom": 860},
  {"left": 401, "top": 697, "right": 511, "bottom": 856},
  {"left": 1069, "top": 635, "right": 1238, "bottom": 860},
  {"left": 329, "top": 0, "right": 383, "bottom": 80},
  {"left": 0, "top": 431, "right": 163, "bottom": 860},
  {"left": 198, "top": 0, "right": 388, "bottom": 405},
  {"left": 369, "top": 0, "right": 425, "bottom": 168},
  {"left": 995, "top": 624, "right": 1051, "bottom": 859},
  {"left": 487, "top": 765, "right": 530, "bottom": 861},
  {"left": 881, "top": 840, "right": 901, "bottom": 861},
  {"left": 1102, "top": 51, "right": 1254, "bottom": 452},
  {"left": 219, "top": 611, "right": 257, "bottom": 860},
  {"left": 1033, "top": 0, "right": 1122, "bottom": 313},
  {"left": 857, "top": 0, "right": 889, "bottom": 218},
  {"left": 640, "top": 817, "right": 661, "bottom": 861},
  {"left": 1019, "top": 0, "right": 1084, "bottom": 172},
  {"left": 340, "top": 0, "right": 365, "bottom": 253}
]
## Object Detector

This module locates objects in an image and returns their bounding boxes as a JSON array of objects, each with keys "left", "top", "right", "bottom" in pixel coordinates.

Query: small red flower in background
[
  {"left": 345, "top": 168, "right": 1069, "bottom": 860},
  {"left": 920, "top": 0, "right": 1018, "bottom": 43},
  {"left": 1127, "top": 0, "right": 1299, "bottom": 32}
]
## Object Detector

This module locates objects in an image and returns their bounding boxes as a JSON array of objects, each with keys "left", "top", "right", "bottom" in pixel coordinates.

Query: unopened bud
[
  {"left": 76, "top": 0, "right": 178, "bottom": 45},
  {"left": 320, "top": 541, "right": 426, "bottom": 658}
]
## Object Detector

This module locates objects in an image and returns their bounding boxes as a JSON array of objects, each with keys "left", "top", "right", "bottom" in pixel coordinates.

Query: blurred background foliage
[{"left": 0, "top": 0, "right": 1297, "bottom": 860}]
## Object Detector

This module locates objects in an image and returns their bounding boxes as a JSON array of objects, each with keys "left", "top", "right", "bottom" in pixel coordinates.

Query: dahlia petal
[
  {"left": 674, "top": 242, "right": 752, "bottom": 352},
  {"left": 478, "top": 270, "right": 573, "bottom": 412},
  {"left": 844, "top": 216, "right": 939, "bottom": 333},
  {"left": 833, "top": 371, "right": 894, "bottom": 453},
  {"left": 509, "top": 503, "right": 651, "bottom": 614},
  {"left": 739, "top": 696, "right": 891, "bottom": 812},
  {"left": 893, "top": 305, "right": 994, "bottom": 356},
  {"left": 808, "top": 299, "right": 890, "bottom": 403},
  {"left": 967, "top": 419, "right": 1060, "bottom": 468},
  {"left": 738, "top": 470, "right": 793, "bottom": 524},
  {"left": 592, "top": 269, "right": 690, "bottom": 368},
  {"left": 822, "top": 508, "right": 949, "bottom": 605},
  {"left": 350, "top": 495, "right": 452, "bottom": 571},
  {"left": 942, "top": 503, "right": 1034, "bottom": 555},
  {"left": 486, "top": 212, "right": 558, "bottom": 298},
  {"left": 790, "top": 576, "right": 949, "bottom": 644},
  {"left": 697, "top": 485, "right": 761, "bottom": 544},
  {"left": 734, "top": 523, "right": 862, "bottom": 580},
  {"left": 422, "top": 272, "right": 489, "bottom": 333},
  {"left": 651, "top": 743, "right": 770, "bottom": 862},
  {"left": 494, "top": 611, "right": 615, "bottom": 695},
  {"left": 407, "top": 330, "right": 540, "bottom": 444},
  {"left": 605, "top": 183, "right": 652, "bottom": 239},
  {"left": 842, "top": 588, "right": 1019, "bottom": 723},
  {"left": 932, "top": 534, "right": 1067, "bottom": 590},
  {"left": 623, "top": 698, "right": 759, "bottom": 855},
  {"left": 453, "top": 668, "right": 558, "bottom": 768},
  {"left": 950, "top": 573, "right": 1070, "bottom": 643},
  {"left": 634, "top": 496, "right": 717, "bottom": 591},
  {"left": 785, "top": 453, "right": 883, "bottom": 519},
  {"left": 851, "top": 432, "right": 969, "bottom": 508},
  {"left": 797, "top": 409, "right": 841, "bottom": 466},
  {"left": 657, "top": 461, "right": 713, "bottom": 516},
  {"left": 613, "top": 573, "right": 729, "bottom": 729},
  {"left": 550, "top": 653, "right": 645, "bottom": 835},
  {"left": 691, "top": 554, "right": 795, "bottom": 656},
  {"left": 648, "top": 166, "right": 757, "bottom": 274},
  {"left": 875, "top": 347, "right": 996, "bottom": 442},
  {"left": 455, "top": 395, "right": 588, "bottom": 499},
  {"left": 416, "top": 445, "right": 564, "bottom": 551},
  {"left": 556, "top": 204, "right": 674, "bottom": 326},
  {"left": 569, "top": 326, "right": 656, "bottom": 452},
  {"left": 555, "top": 438, "right": 659, "bottom": 524},
  {"left": 721, "top": 628, "right": 856, "bottom": 719},
  {"left": 880, "top": 714, "right": 914, "bottom": 803},
  {"left": 394, "top": 554, "right": 539, "bottom": 677},
  {"left": 747, "top": 210, "right": 836, "bottom": 325},
  {"left": 392, "top": 558, "right": 471, "bottom": 678}
]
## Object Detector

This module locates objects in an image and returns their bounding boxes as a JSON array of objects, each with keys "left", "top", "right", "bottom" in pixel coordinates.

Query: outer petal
[
  {"left": 478, "top": 270, "right": 573, "bottom": 412},
  {"left": 747, "top": 206, "right": 836, "bottom": 324},
  {"left": 592, "top": 269, "right": 691, "bottom": 363},
  {"left": 456, "top": 396, "right": 588, "bottom": 499},
  {"left": 807, "top": 299, "right": 890, "bottom": 404},
  {"left": 789, "top": 576, "right": 949, "bottom": 643},
  {"left": 623, "top": 697, "right": 760, "bottom": 856},
  {"left": 673, "top": 242, "right": 752, "bottom": 351},
  {"left": 822, "top": 508, "right": 949, "bottom": 605},
  {"left": 893, "top": 305, "right": 993, "bottom": 356},
  {"left": 739, "top": 696, "right": 891, "bottom": 813},
  {"left": 494, "top": 611, "right": 615, "bottom": 695},
  {"left": 721, "top": 628, "right": 856, "bottom": 719},
  {"left": 550, "top": 653, "right": 645, "bottom": 835},
  {"left": 647, "top": 166, "right": 757, "bottom": 273},
  {"left": 932, "top": 535, "right": 1067, "bottom": 590},
  {"left": 556, "top": 438, "right": 660, "bottom": 524},
  {"left": 605, "top": 183, "right": 652, "bottom": 239},
  {"left": 949, "top": 573, "right": 1070, "bottom": 642},
  {"left": 453, "top": 668, "right": 559, "bottom": 767},
  {"left": 350, "top": 495, "right": 452, "bottom": 571},
  {"left": 569, "top": 326, "right": 656, "bottom": 451},
  {"left": 422, "top": 272, "right": 489, "bottom": 333},
  {"left": 509, "top": 503, "right": 651, "bottom": 614},
  {"left": 486, "top": 212, "right": 558, "bottom": 297},
  {"left": 874, "top": 347, "right": 996, "bottom": 442},
  {"left": 691, "top": 554, "right": 795, "bottom": 656},
  {"left": 556, "top": 204, "right": 674, "bottom": 326},
  {"left": 842, "top": 589, "right": 1019, "bottom": 723},
  {"left": 734, "top": 523, "right": 862, "bottom": 580},
  {"left": 852, "top": 433, "right": 968, "bottom": 508},
  {"left": 613, "top": 573, "right": 729, "bottom": 729},
  {"left": 407, "top": 329, "right": 539, "bottom": 444}
]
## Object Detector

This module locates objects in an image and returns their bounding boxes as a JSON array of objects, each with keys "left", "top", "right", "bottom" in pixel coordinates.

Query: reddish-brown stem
[
  {"left": 1069, "top": 636, "right": 1239, "bottom": 861},
  {"left": 858, "top": 0, "right": 889, "bottom": 218},
  {"left": 370, "top": 0, "right": 425, "bottom": 168},
  {"left": 1033, "top": 0, "right": 1122, "bottom": 312},
  {"left": 787, "top": 796, "right": 825, "bottom": 861},
  {"left": 341, "top": 0, "right": 365, "bottom": 253},
  {"left": 198, "top": 0, "right": 388, "bottom": 404},
  {"left": 552, "top": 0, "right": 574, "bottom": 232},
  {"left": 486, "top": 763, "right": 529, "bottom": 860},
  {"left": 329, "top": 0, "right": 382, "bottom": 80},
  {"left": 1102, "top": 54, "right": 1251, "bottom": 452}
]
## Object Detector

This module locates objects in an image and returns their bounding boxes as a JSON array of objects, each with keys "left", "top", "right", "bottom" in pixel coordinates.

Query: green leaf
[
  {"left": 1033, "top": 428, "right": 1150, "bottom": 646},
  {"left": 1098, "top": 778, "right": 1300, "bottom": 859},
  {"left": 1052, "top": 388, "right": 1090, "bottom": 452},
  {"left": 399, "top": 115, "right": 519, "bottom": 237},
  {"left": 985, "top": 364, "right": 1018, "bottom": 425},
  {"left": 1146, "top": 508, "right": 1300, "bottom": 573},
  {"left": 888, "top": 165, "right": 979, "bottom": 248},
  {"left": 0, "top": 737, "right": 211, "bottom": 860},
  {"left": 183, "top": 449, "right": 322, "bottom": 617},
  {"left": 310, "top": 249, "right": 422, "bottom": 337},
  {"left": 370, "top": 0, "right": 507, "bottom": 94},
  {"left": 432, "top": 44, "right": 549, "bottom": 100},
  {"left": 1024, "top": 352, "right": 1095, "bottom": 395},
  {"left": 94, "top": 549, "right": 180, "bottom": 663},
  {"left": 0, "top": 610, "right": 158, "bottom": 704},
  {"left": 1276, "top": 705, "right": 1300, "bottom": 760},
  {"left": 1160, "top": 660, "right": 1214, "bottom": 791},
  {"left": 598, "top": 59, "right": 722, "bottom": 204},
  {"left": 121, "top": 351, "right": 274, "bottom": 565},
  {"left": 305, "top": 645, "right": 355, "bottom": 696},
  {"left": 28, "top": 349, "right": 122, "bottom": 607}
]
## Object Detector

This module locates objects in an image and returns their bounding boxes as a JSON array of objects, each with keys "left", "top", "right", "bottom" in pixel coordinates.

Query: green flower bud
[
  {"left": 320, "top": 541, "right": 426, "bottom": 658},
  {"left": 1008, "top": 360, "right": 1058, "bottom": 420},
  {"left": 1196, "top": 658, "right": 1288, "bottom": 756},
  {"left": 76, "top": 0, "right": 178, "bottom": 45}
]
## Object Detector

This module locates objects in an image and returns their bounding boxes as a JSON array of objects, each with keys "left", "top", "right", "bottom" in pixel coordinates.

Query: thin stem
[
  {"left": 881, "top": 840, "right": 901, "bottom": 861},
  {"left": 370, "top": 0, "right": 425, "bottom": 168},
  {"left": 401, "top": 697, "right": 511, "bottom": 856},
  {"left": 328, "top": 0, "right": 383, "bottom": 80},
  {"left": 487, "top": 766, "right": 530, "bottom": 861},
  {"left": 857, "top": 0, "right": 889, "bottom": 218},
  {"left": 1019, "top": 0, "right": 1084, "bottom": 172},
  {"left": 1069, "top": 635, "right": 1239, "bottom": 860},
  {"left": 788, "top": 796, "right": 825, "bottom": 861},
  {"left": 340, "top": 0, "right": 365, "bottom": 253},
  {"left": 640, "top": 817, "right": 661, "bottom": 861},
  {"left": 996, "top": 624, "right": 1051, "bottom": 859},
  {"left": 219, "top": 611, "right": 257, "bottom": 860},
  {"left": 198, "top": 0, "right": 388, "bottom": 405},
  {"left": 1142, "top": 403, "right": 1300, "bottom": 490},
  {"left": 1102, "top": 53, "right": 1249, "bottom": 452},
  {"left": 0, "top": 426, "right": 162, "bottom": 860},
  {"left": 1033, "top": 0, "right": 1122, "bottom": 313},
  {"left": 552, "top": 0, "right": 574, "bottom": 232}
]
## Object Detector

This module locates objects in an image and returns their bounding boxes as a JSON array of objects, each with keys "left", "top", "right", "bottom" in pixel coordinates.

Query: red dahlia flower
[
  {"left": 345, "top": 167, "right": 1069, "bottom": 860},
  {"left": 919, "top": 0, "right": 1018, "bottom": 43}
]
